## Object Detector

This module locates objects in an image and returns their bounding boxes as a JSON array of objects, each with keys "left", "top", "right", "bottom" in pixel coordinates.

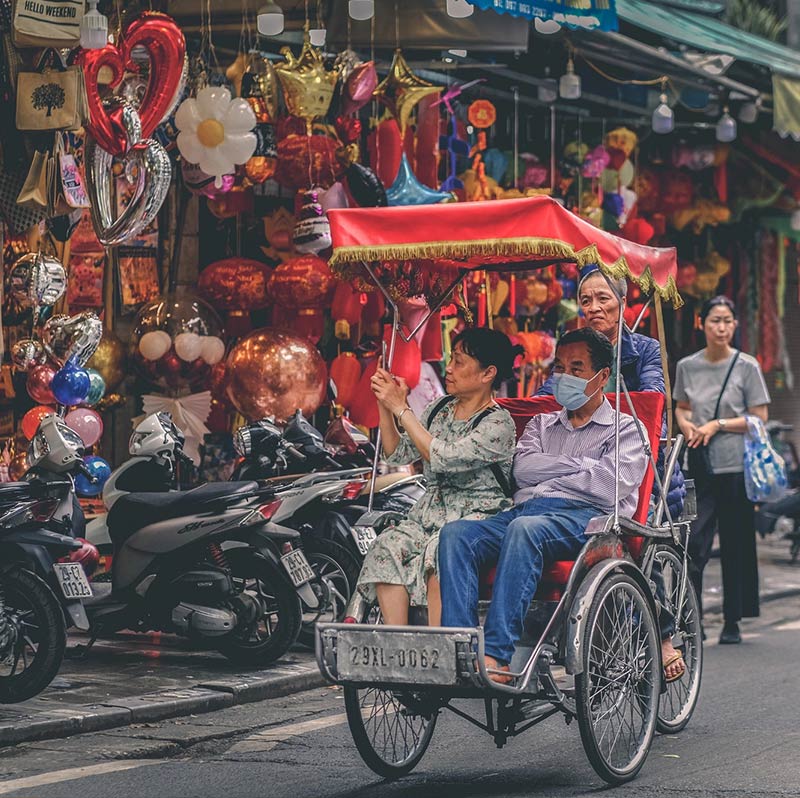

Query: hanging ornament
[
  {"left": 342, "top": 60, "right": 378, "bottom": 117},
  {"left": 467, "top": 100, "right": 496, "bottom": 130},
  {"left": 292, "top": 188, "right": 333, "bottom": 254},
  {"left": 331, "top": 282, "right": 363, "bottom": 339},
  {"left": 241, "top": 54, "right": 279, "bottom": 123},
  {"left": 245, "top": 122, "right": 278, "bottom": 184},
  {"left": 275, "top": 31, "right": 341, "bottom": 134},
  {"left": 374, "top": 50, "right": 441, "bottom": 136},
  {"left": 175, "top": 86, "right": 257, "bottom": 188},
  {"left": 387, "top": 153, "right": 454, "bottom": 206}
]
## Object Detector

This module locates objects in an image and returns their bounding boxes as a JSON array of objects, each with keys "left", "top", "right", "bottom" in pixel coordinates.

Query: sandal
[{"left": 663, "top": 652, "right": 686, "bottom": 683}]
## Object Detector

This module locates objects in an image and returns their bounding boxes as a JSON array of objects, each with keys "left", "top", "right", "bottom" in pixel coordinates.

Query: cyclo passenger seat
[{"left": 479, "top": 391, "right": 665, "bottom": 602}]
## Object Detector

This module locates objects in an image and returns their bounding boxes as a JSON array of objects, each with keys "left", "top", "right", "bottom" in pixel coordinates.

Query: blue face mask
[{"left": 552, "top": 371, "right": 601, "bottom": 411}]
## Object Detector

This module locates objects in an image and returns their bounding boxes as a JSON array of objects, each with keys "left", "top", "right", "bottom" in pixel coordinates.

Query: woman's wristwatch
[
  {"left": 396, "top": 406, "right": 412, "bottom": 425},
  {"left": 717, "top": 418, "right": 728, "bottom": 431}
]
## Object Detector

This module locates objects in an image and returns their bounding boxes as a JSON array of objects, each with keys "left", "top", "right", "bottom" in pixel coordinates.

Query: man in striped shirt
[{"left": 438, "top": 328, "right": 648, "bottom": 682}]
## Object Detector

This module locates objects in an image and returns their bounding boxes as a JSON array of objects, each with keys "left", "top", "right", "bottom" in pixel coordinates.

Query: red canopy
[{"left": 328, "top": 196, "right": 681, "bottom": 307}]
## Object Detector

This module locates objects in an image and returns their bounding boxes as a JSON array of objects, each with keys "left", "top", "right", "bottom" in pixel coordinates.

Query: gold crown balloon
[
  {"left": 374, "top": 49, "right": 441, "bottom": 136},
  {"left": 275, "top": 30, "right": 340, "bottom": 134}
]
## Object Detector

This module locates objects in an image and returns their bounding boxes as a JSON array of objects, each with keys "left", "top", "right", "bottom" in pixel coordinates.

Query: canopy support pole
[
  {"left": 654, "top": 294, "right": 674, "bottom": 451},
  {"left": 359, "top": 261, "right": 466, "bottom": 511}
]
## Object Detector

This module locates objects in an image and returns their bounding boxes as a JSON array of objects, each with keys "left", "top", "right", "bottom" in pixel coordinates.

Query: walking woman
[
  {"left": 357, "top": 328, "right": 521, "bottom": 627},
  {"left": 674, "top": 296, "right": 771, "bottom": 644}
]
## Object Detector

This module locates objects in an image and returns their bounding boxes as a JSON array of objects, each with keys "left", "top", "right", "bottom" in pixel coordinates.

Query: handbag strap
[{"left": 713, "top": 350, "right": 740, "bottom": 420}]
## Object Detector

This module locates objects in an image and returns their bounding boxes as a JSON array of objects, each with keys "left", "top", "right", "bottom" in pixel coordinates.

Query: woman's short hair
[
  {"left": 578, "top": 265, "right": 627, "bottom": 301},
  {"left": 556, "top": 327, "right": 614, "bottom": 372},
  {"left": 452, "top": 328, "right": 524, "bottom": 389},
  {"left": 700, "top": 295, "right": 736, "bottom": 323}
]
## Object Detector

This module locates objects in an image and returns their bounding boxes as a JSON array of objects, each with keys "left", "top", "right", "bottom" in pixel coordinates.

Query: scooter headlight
[{"left": 234, "top": 427, "right": 252, "bottom": 458}]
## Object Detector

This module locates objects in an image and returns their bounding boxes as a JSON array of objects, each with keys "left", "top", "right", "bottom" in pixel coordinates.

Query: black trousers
[{"left": 688, "top": 471, "right": 759, "bottom": 623}]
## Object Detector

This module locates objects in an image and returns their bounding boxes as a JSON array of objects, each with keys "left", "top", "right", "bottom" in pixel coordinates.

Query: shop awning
[
  {"left": 467, "top": 0, "right": 618, "bottom": 31},
  {"left": 616, "top": 0, "right": 800, "bottom": 78},
  {"left": 328, "top": 196, "right": 681, "bottom": 307}
]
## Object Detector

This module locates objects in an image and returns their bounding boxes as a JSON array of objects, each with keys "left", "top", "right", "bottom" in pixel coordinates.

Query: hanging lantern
[
  {"left": 330, "top": 351, "right": 361, "bottom": 407},
  {"left": 268, "top": 254, "right": 335, "bottom": 309},
  {"left": 349, "top": 360, "right": 379, "bottom": 428},
  {"left": 331, "top": 281, "right": 363, "bottom": 339},
  {"left": 383, "top": 326, "right": 421, "bottom": 389}
]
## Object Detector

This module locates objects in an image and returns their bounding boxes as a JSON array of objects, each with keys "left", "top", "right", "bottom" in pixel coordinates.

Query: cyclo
[{"left": 315, "top": 196, "right": 702, "bottom": 785}]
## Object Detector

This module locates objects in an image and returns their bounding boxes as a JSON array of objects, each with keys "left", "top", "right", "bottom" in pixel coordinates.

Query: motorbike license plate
[
  {"left": 351, "top": 525, "right": 377, "bottom": 556},
  {"left": 281, "top": 549, "right": 315, "bottom": 587},
  {"left": 337, "top": 629, "right": 458, "bottom": 685},
  {"left": 53, "top": 562, "right": 93, "bottom": 599}
]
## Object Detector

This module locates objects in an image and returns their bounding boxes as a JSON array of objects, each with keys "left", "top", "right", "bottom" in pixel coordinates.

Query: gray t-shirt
[{"left": 674, "top": 350, "right": 771, "bottom": 474}]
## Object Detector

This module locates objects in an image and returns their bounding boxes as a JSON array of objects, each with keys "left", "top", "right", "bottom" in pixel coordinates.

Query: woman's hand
[
  {"left": 370, "top": 367, "right": 410, "bottom": 416},
  {"left": 687, "top": 420, "right": 719, "bottom": 448}
]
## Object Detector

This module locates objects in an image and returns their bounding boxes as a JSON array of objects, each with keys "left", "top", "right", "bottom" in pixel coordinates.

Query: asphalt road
[{"left": 3, "top": 599, "right": 800, "bottom": 798}]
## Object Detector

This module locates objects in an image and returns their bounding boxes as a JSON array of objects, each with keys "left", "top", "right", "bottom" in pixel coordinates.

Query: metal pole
[{"left": 613, "top": 281, "right": 625, "bottom": 532}]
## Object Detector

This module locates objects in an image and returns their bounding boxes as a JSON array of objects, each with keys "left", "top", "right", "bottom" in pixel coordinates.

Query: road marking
[
  {"left": 229, "top": 713, "right": 350, "bottom": 754},
  {"left": 0, "top": 760, "right": 166, "bottom": 795}
]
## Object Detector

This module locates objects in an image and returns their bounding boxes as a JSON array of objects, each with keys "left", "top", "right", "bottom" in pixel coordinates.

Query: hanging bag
[
  {"left": 744, "top": 416, "right": 788, "bottom": 503},
  {"left": 13, "top": 0, "right": 84, "bottom": 49},
  {"left": 16, "top": 48, "right": 86, "bottom": 131},
  {"left": 685, "top": 350, "right": 740, "bottom": 479}
]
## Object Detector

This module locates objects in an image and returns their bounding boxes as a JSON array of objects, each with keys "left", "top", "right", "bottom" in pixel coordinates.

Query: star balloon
[
  {"left": 387, "top": 153, "right": 454, "bottom": 206},
  {"left": 374, "top": 49, "right": 441, "bottom": 136}
]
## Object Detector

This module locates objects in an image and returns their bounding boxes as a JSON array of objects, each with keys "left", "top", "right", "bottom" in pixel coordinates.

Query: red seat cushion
[{"left": 477, "top": 392, "right": 664, "bottom": 598}]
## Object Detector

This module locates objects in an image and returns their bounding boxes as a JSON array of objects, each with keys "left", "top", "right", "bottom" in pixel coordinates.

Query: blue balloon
[
  {"left": 387, "top": 154, "right": 454, "bottom": 207},
  {"left": 74, "top": 455, "right": 111, "bottom": 497},
  {"left": 83, "top": 369, "right": 106, "bottom": 406},
  {"left": 52, "top": 359, "right": 90, "bottom": 406}
]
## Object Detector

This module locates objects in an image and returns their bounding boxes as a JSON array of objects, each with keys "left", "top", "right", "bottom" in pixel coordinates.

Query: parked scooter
[
  {"left": 0, "top": 415, "right": 92, "bottom": 702},
  {"left": 86, "top": 412, "right": 363, "bottom": 649},
  {"left": 45, "top": 414, "right": 308, "bottom": 664}
]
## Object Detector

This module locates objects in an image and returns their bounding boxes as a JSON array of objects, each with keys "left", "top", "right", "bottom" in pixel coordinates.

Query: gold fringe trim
[{"left": 330, "top": 237, "right": 684, "bottom": 308}]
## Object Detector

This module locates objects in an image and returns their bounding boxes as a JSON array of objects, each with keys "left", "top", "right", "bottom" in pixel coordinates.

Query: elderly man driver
[{"left": 438, "top": 328, "right": 648, "bottom": 682}]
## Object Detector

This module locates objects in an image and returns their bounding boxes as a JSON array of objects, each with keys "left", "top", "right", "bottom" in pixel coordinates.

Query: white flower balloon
[
  {"left": 175, "top": 87, "right": 257, "bottom": 188},
  {"left": 174, "top": 332, "right": 204, "bottom": 362}
]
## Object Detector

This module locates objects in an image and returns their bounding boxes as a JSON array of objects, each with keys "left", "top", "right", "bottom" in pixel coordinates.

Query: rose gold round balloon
[{"left": 225, "top": 328, "right": 327, "bottom": 421}]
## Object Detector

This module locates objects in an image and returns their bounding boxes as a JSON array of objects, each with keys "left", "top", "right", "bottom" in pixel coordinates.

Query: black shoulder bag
[
  {"left": 425, "top": 396, "right": 514, "bottom": 497},
  {"left": 686, "top": 350, "right": 740, "bottom": 479}
]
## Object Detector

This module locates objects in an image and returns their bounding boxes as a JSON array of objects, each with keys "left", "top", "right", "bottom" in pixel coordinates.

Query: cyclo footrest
[{"left": 316, "top": 622, "right": 481, "bottom": 688}]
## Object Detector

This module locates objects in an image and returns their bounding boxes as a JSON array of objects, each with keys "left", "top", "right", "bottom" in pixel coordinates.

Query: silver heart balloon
[
  {"left": 41, "top": 311, "right": 104, "bottom": 367},
  {"left": 85, "top": 102, "right": 172, "bottom": 247},
  {"left": 10, "top": 339, "right": 45, "bottom": 372},
  {"left": 9, "top": 253, "right": 67, "bottom": 309}
]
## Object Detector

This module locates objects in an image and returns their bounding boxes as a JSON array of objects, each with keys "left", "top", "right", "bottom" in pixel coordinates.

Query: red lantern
[
  {"left": 274, "top": 133, "right": 344, "bottom": 191},
  {"left": 384, "top": 326, "right": 421, "bottom": 389},
  {"left": 367, "top": 119, "right": 403, "bottom": 190},
  {"left": 268, "top": 254, "right": 335, "bottom": 309},
  {"left": 290, "top": 308, "right": 326, "bottom": 344},
  {"left": 331, "top": 281, "right": 363, "bottom": 340},
  {"left": 349, "top": 361, "right": 379, "bottom": 428},
  {"left": 330, "top": 352, "right": 361, "bottom": 408},
  {"left": 362, "top": 291, "right": 386, "bottom": 336},
  {"left": 198, "top": 257, "right": 274, "bottom": 312}
]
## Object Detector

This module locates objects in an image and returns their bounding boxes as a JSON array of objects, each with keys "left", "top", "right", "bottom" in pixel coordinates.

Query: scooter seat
[
  {"left": 107, "top": 481, "right": 260, "bottom": 543},
  {"left": 0, "top": 481, "right": 33, "bottom": 505}
]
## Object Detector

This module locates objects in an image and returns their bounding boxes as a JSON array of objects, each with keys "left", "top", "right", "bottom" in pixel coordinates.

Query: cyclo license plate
[
  {"left": 337, "top": 629, "right": 458, "bottom": 685},
  {"left": 53, "top": 562, "right": 93, "bottom": 599},
  {"left": 280, "top": 548, "right": 315, "bottom": 587},
  {"left": 351, "top": 525, "right": 377, "bottom": 556}
]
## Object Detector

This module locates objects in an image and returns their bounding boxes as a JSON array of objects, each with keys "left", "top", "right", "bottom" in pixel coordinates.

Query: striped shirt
[{"left": 512, "top": 399, "right": 648, "bottom": 516}]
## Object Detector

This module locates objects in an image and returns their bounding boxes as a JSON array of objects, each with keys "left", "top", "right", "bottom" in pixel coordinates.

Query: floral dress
[{"left": 357, "top": 399, "right": 516, "bottom": 606}]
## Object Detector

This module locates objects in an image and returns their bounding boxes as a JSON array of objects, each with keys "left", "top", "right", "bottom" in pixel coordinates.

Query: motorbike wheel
[
  {"left": 216, "top": 550, "right": 302, "bottom": 666},
  {"left": 0, "top": 567, "right": 66, "bottom": 704},
  {"left": 298, "top": 539, "right": 361, "bottom": 649}
]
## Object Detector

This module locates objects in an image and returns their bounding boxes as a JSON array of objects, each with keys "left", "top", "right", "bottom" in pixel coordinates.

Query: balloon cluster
[
  {"left": 132, "top": 294, "right": 225, "bottom": 392},
  {"left": 75, "top": 12, "right": 185, "bottom": 247}
]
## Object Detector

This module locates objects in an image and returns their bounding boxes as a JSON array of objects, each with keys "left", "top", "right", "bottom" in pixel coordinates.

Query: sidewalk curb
[
  {"left": 0, "top": 661, "right": 326, "bottom": 748},
  {"left": 3, "top": 584, "right": 799, "bottom": 749}
]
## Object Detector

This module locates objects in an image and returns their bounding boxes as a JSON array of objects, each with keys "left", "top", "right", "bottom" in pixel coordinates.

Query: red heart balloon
[{"left": 76, "top": 11, "right": 185, "bottom": 156}]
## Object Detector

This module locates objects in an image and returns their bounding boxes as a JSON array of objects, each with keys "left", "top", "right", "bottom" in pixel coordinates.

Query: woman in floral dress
[{"left": 357, "top": 328, "right": 522, "bottom": 626}]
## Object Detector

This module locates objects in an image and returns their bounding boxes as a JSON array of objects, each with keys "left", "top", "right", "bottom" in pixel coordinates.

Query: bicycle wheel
[
  {"left": 653, "top": 546, "right": 703, "bottom": 733},
  {"left": 575, "top": 571, "right": 660, "bottom": 785},
  {"left": 344, "top": 685, "right": 437, "bottom": 779}
]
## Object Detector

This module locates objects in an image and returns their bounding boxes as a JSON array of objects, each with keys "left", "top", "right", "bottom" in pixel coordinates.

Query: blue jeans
[{"left": 438, "top": 498, "right": 601, "bottom": 664}]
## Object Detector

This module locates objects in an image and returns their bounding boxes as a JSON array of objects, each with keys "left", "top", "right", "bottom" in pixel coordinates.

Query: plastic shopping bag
[{"left": 744, "top": 415, "right": 788, "bottom": 503}]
